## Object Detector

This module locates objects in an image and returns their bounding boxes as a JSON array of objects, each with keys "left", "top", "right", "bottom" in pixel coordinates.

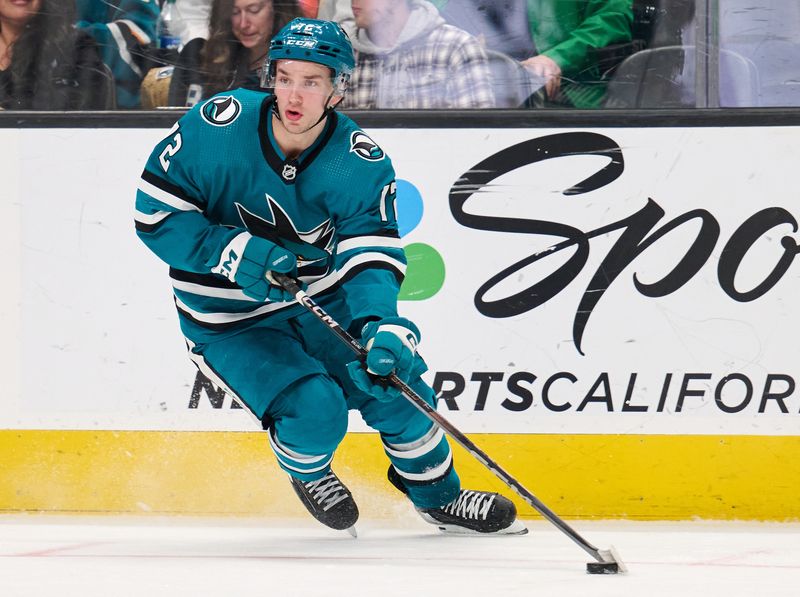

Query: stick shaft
[{"left": 275, "top": 274, "right": 607, "bottom": 563}]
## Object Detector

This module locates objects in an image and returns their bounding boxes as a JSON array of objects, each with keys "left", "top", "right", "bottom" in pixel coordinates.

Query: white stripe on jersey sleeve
[
  {"left": 337, "top": 251, "right": 407, "bottom": 278},
  {"left": 172, "top": 252, "right": 404, "bottom": 325},
  {"left": 174, "top": 294, "right": 288, "bottom": 323},
  {"left": 171, "top": 279, "right": 252, "bottom": 301},
  {"left": 336, "top": 235, "right": 403, "bottom": 254},
  {"left": 138, "top": 178, "right": 203, "bottom": 213},
  {"left": 134, "top": 208, "right": 172, "bottom": 226},
  {"left": 171, "top": 270, "right": 336, "bottom": 320}
]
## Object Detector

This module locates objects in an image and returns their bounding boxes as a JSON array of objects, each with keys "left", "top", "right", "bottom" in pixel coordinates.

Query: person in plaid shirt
[{"left": 339, "top": 0, "right": 494, "bottom": 109}]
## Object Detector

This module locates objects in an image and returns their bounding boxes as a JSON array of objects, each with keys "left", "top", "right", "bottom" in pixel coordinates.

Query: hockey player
[{"left": 135, "top": 17, "right": 526, "bottom": 536}]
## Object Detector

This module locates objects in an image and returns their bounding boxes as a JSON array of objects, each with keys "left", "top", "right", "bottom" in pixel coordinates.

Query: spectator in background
[
  {"left": 168, "top": 0, "right": 315, "bottom": 45},
  {"left": 0, "top": 0, "right": 111, "bottom": 110},
  {"left": 203, "top": 0, "right": 300, "bottom": 95},
  {"left": 316, "top": 0, "right": 346, "bottom": 21},
  {"left": 175, "top": 0, "right": 213, "bottom": 46},
  {"left": 137, "top": 0, "right": 215, "bottom": 109},
  {"left": 166, "top": 0, "right": 301, "bottom": 106},
  {"left": 437, "top": 0, "right": 633, "bottom": 108},
  {"left": 339, "top": 0, "right": 494, "bottom": 109},
  {"left": 76, "top": 0, "right": 160, "bottom": 109},
  {"left": 167, "top": 0, "right": 309, "bottom": 48}
]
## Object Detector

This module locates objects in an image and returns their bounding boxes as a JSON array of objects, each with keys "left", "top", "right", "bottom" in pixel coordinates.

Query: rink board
[
  {"left": 2, "top": 124, "right": 800, "bottom": 519},
  {"left": 1, "top": 430, "right": 798, "bottom": 521}
]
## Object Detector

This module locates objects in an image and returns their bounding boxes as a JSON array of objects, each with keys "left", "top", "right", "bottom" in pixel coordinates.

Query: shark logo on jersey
[
  {"left": 235, "top": 194, "right": 335, "bottom": 280},
  {"left": 350, "top": 131, "right": 385, "bottom": 162},
  {"left": 201, "top": 96, "right": 242, "bottom": 127}
]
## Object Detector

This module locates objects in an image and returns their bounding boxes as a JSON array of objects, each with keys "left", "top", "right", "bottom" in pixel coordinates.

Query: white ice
[{"left": 1, "top": 514, "right": 799, "bottom": 597}]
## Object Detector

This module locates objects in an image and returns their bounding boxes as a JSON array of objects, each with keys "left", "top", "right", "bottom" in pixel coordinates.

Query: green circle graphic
[{"left": 399, "top": 243, "right": 445, "bottom": 301}]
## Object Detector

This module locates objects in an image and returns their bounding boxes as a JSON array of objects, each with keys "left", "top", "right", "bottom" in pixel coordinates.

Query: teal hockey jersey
[{"left": 135, "top": 89, "right": 405, "bottom": 344}]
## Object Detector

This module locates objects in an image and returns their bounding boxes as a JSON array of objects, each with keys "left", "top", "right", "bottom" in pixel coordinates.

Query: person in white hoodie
[{"left": 338, "top": 0, "right": 494, "bottom": 109}]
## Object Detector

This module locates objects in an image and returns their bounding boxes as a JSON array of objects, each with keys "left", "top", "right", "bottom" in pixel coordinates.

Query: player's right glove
[{"left": 234, "top": 235, "right": 298, "bottom": 302}]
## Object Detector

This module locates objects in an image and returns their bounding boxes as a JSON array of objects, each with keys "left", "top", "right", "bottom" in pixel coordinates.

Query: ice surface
[{"left": 1, "top": 515, "right": 798, "bottom": 597}]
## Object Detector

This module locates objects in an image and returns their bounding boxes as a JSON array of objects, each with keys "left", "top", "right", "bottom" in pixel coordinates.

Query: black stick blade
[{"left": 586, "top": 561, "right": 620, "bottom": 575}]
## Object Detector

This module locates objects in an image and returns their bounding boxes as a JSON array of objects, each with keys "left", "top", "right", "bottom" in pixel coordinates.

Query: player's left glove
[
  {"left": 361, "top": 317, "right": 421, "bottom": 378},
  {"left": 346, "top": 361, "right": 403, "bottom": 402},
  {"left": 346, "top": 317, "right": 425, "bottom": 402}
]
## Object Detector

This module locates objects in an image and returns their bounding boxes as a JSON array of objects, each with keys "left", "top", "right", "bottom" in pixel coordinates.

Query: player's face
[
  {"left": 351, "top": 0, "right": 397, "bottom": 29},
  {"left": 231, "top": 0, "right": 274, "bottom": 51},
  {"left": 0, "top": 0, "right": 42, "bottom": 26},
  {"left": 273, "top": 60, "right": 339, "bottom": 133}
]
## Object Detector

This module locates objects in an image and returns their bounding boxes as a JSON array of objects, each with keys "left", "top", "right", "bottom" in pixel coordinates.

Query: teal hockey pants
[{"left": 188, "top": 300, "right": 460, "bottom": 509}]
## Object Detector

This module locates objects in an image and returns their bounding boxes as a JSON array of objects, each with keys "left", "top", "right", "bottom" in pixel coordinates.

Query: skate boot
[
  {"left": 289, "top": 470, "right": 359, "bottom": 532},
  {"left": 388, "top": 465, "right": 527, "bottom": 535}
]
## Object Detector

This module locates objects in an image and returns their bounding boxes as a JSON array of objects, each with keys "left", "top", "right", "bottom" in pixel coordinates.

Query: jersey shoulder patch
[
  {"left": 193, "top": 88, "right": 267, "bottom": 130},
  {"left": 335, "top": 113, "right": 388, "bottom": 164},
  {"left": 200, "top": 95, "right": 243, "bottom": 127},
  {"left": 349, "top": 130, "right": 385, "bottom": 162}
]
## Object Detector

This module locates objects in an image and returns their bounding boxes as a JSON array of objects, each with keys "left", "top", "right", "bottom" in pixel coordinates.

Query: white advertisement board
[{"left": 1, "top": 125, "right": 798, "bottom": 435}]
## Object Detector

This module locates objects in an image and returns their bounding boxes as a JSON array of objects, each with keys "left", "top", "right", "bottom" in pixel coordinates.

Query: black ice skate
[
  {"left": 388, "top": 465, "right": 527, "bottom": 535},
  {"left": 289, "top": 470, "right": 359, "bottom": 533}
]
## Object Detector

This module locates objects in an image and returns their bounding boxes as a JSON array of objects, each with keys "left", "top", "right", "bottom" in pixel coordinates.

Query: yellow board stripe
[{"left": 1, "top": 431, "right": 798, "bottom": 520}]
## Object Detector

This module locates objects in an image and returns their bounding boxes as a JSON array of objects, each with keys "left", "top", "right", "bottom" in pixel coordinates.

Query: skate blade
[{"left": 435, "top": 519, "right": 529, "bottom": 536}]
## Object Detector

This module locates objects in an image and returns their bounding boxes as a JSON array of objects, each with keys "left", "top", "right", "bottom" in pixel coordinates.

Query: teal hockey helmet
[{"left": 262, "top": 18, "right": 355, "bottom": 95}]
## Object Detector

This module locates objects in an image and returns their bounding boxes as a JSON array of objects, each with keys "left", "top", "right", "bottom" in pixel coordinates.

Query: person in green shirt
[{"left": 434, "top": 0, "right": 633, "bottom": 108}]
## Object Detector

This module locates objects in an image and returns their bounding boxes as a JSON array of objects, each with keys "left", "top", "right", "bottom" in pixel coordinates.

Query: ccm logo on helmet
[
  {"left": 350, "top": 131, "right": 385, "bottom": 162},
  {"left": 285, "top": 39, "right": 316, "bottom": 48}
]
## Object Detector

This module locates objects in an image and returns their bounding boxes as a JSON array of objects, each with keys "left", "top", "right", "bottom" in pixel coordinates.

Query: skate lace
[
  {"left": 304, "top": 473, "right": 350, "bottom": 512},
  {"left": 442, "top": 490, "right": 496, "bottom": 521}
]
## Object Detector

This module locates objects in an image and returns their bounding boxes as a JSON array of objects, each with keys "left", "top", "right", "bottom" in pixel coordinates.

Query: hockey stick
[{"left": 273, "top": 273, "right": 626, "bottom": 574}]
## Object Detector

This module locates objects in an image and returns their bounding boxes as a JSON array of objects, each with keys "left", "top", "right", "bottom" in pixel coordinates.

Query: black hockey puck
[{"left": 586, "top": 561, "right": 620, "bottom": 574}]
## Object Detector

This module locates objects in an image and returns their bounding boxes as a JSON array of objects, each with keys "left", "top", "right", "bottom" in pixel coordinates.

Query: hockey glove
[
  {"left": 361, "top": 317, "right": 421, "bottom": 378},
  {"left": 347, "top": 360, "right": 403, "bottom": 402},
  {"left": 346, "top": 317, "right": 423, "bottom": 402},
  {"left": 346, "top": 354, "right": 428, "bottom": 403},
  {"left": 235, "top": 236, "right": 298, "bottom": 302}
]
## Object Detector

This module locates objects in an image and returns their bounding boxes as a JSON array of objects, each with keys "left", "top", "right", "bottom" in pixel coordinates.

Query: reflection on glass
[
  {"left": 141, "top": 0, "right": 301, "bottom": 109},
  {"left": 0, "top": 0, "right": 113, "bottom": 110},
  {"left": 440, "top": 0, "right": 634, "bottom": 109},
  {"left": 720, "top": 0, "right": 800, "bottom": 107},
  {"left": 1, "top": 0, "right": 800, "bottom": 111},
  {"left": 76, "top": 0, "right": 161, "bottom": 109},
  {"left": 337, "top": 0, "right": 493, "bottom": 109}
]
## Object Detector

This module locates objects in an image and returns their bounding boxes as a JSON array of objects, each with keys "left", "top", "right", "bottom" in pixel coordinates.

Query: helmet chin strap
[{"left": 273, "top": 91, "right": 342, "bottom": 135}]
